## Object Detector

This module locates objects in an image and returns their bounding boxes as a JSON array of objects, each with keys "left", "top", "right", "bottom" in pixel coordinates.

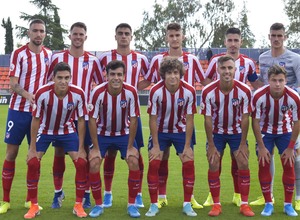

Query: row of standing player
[{"left": 0, "top": 19, "right": 300, "bottom": 218}]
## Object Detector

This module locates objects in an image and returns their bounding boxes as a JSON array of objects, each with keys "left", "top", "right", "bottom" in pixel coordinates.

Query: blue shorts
[
  {"left": 148, "top": 132, "right": 194, "bottom": 154},
  {"left": 135, "top": 117, "right": 144, "bottom": 149},
  {"left": 210, "top": 133, "right": 246, "bottom": 154},
  {"left": 37, "top": 133, "right": 79, "bottom": 153},
  {"left": 97, "top": 135, "right": 138, "bottom": 159},
  {"left": 53, "top": 120, "right": 91, "bottom": 148},
  {"left": 4, "top": 109, "right": 32, "bottom": 145},
  {"left": 256, "top": 132, "right": 292, "bottom": 155}
]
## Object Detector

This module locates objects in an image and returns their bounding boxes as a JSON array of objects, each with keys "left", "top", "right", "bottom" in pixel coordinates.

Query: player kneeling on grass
[
  {"left": 252, "top": 64, "right": 299, "bottom": 217},
  {"left": 200, "top": 55, "right": 255, "bottom": 217},
  {"left": 24, "top": 62, "right": 88, "bottom": 219},
  {"left": 145, "top": 57, "right": 197, "bottom": 217},
  {"left": 88, "top": 60, "right": 141, "bottom": 218}
]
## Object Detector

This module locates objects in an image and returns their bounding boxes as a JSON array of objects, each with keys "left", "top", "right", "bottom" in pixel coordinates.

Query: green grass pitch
[{"left": 0, "top": 105, "right": 293, "bottom": 219}]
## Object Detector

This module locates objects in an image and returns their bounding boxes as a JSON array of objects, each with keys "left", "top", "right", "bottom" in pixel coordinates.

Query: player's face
[
  {"left": 28, "top": 23, "right": 46, "bottom": 46},
  {"left": 269, "top": 29, "right": 286, "bottom": 50},
  {"left": 53, "top": 70, "right": 71, "bottom": 94},
  {"left": 166, "top": 29, "right": 184, "bottom": 50},
  {"left": 164, "top": 69, "right": 181, "bottom": 89},
  {"left": 217, "top": 60, "right": 236, "bottom": 82},
  {"left": 107, "top": 67, "right": 124, "bottom": 92},
  {"left": 115, "top": 27, "right": 132, "bottom": 47},
  {"left": 69, "top": 27, "right": 87, "bottom": 49},
  {"left": 268, "top": 73, "right": 286, "bottom": 97},
  {"left": 225, "top": 34, "right": 242, "bottom": 56}
]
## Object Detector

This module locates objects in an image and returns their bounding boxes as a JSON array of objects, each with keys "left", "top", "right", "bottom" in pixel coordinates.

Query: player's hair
[
  {"left": 70, "top": 22, "right": 87, "bottom": 32},
  {"left": 115, "top": 23, "right": 132, "bottom": 33},
  {"left": 270, "top": 23, "right": 285, "bottom": 32},
  {"left": 29, "top": 19, "right": 45, "bottom": 28},
  {"left": 53, "top": 62, "right": 71, "bottom": 77},
  {"left": 267, "top": 64, "right": 287, "bottom": 78},
  {"left": 166, "top": 22, "right": 182, "bottom": 31},
  {"left": 106, "top": 60, "right": 126, "bottom": 75},
  {"left": 225, "top": 27, "right": 241, "bottom": 36},
  {"left": 159, "top": 57, "right": 184, "bottom": 79},
  {"left": 217, "top": 55, "right": 235, "bottom": 65}
]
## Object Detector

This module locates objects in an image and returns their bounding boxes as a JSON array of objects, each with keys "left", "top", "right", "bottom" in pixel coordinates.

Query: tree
[
  {"left": 134, "top": 0, "right": 235, "bottom": 52},
  {"left": 283, "top": 0, "right": 300, "bottom": 48},
  {"left": 238, "top": 0, "right": 255, "bottom": 48},
  {"left": 15, "top": 0, "right": 67, "bottom": 50},
  {"left": 1, "top": 17, "right": 14, "bottom": 54}
]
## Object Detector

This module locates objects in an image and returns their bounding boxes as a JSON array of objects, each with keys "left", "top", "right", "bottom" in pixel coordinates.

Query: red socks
[
  {"left": 182, "top": 161, "right": 195, "bottom": 202},
  {"left": 281, "top": 158, "right": 295, "bottom": 203},
  {"left": 128, "top": 170, "right": 140, "bottom": 203},
  {"left": 158, "top": 160, "right": 168, "bottom": 195},
  {"left": 147, "top": 159, "right": 160, "bottom": 203},
  {"left": 238, "top": 169, "right": 250, "bottom": 202},
  {"left": 27, "top": 157, "right": 40, "bottom": 204},
  {"left": 53, "top": 155, "right": 65, "bottom": 191},
  {"left": 73, "top": 158, "right": 87, "bottom": 203},
  {"left": 208, "top": 170, "right": 220, "bottom": 203},
  {"left": 2, "top": 160, "right": 15, "bottom": 202},
  {"left": 103, "top": 155, "right": 116, "bottom": 191},
  {"left": 89, "top": 172, "right": 102, "bottom": 205}
]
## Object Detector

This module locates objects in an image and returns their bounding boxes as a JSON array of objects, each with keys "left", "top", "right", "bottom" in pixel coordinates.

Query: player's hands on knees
[
  {"left": 27, "top": 147, "right": 38, "bottom": 163},
  {"left": 257, "top": 147, "right": 270, "bottom": 167},
  {"left": 236, "top": 143, "right": 249, "bottom": 160},
  {"left": 126, "top": 146, "right": 139, "bottom": 161},
  {"left": 206, "top": 144, "right": 220, "bottom": 164},
  {"left": 182, "top": 146, "right": 194, "bottom": 161},
  {"left": 148, "top": 146, "right": 161, "bottom": 162},
  {"left": 88, "top": 147, "right": 101, "bottom": 162},
  {"left": 78, "top": 148, "right": 87, "bottom": 160},
  {"left": 281, "top": 148, "right": 295, "bottom": 167}
]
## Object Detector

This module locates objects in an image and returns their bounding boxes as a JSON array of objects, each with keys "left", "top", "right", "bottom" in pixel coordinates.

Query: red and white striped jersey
[
  {"left": 99, "top": 50, "right": 149, "bottom": 88},
  {"left": 33, "top": 82, "right": 87, "bottom": 135},
  {"left": 205, "top": 53, "right": 258, "bottom": 83},
  {"left": 9, "top": 43, "right": 52, "bottom": 112},
  {"left": 200, "top": 79, "right": 252, "bottom": 134},
  {"left": 252, "top": 85, "right": 300, "bottom": 134},
  {"left": 145, "top": 51, "right": 205, "bottom": 87},
  {"left": 88, "top": 82, "right": 140, "bottom": 136},
  {"left": 48, "top": 50, "right": 104, "bottom": 98},
  {"left": 147, "top": 80, "right": 197, "bottom": 133}
]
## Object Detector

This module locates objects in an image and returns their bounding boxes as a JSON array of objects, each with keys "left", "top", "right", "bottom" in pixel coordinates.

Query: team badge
[
  {"left": 82, "top": 62, "right": 89, "bottom": 70},
  {"left": 183, "top": 62, "right": 189, "bottom": 71},
  {"left": 120, "top": 100, "right": 127, "bottom": 108},
  {"left": 232, "top": 98, "right": 240, "bottom": 106},
  {"left": 281, "top": 105, "right": 289, "bottom": 112},
  {"left": 44, "top": 57, "right": 49, "bottom": 66},
  {"left": 5, "top": 132, "right": 10, "bottom": 139},
  {"left": 132, "top": 60, "right": 138, "bottom": 68},
  {"left": 177, "top": 98, "right": 185, "bottom": 106},
  {"left": 87, "top": 103, "right": 94, "bottom": 112},
  {"left": 279, "top": 62, "right": 286, "bottom": 67},
  {"left": 67, "top": 102, "right": 74, "bottom": 110},
  {"left": 239, "top": 66, "right": 245, "bottom": 74}
]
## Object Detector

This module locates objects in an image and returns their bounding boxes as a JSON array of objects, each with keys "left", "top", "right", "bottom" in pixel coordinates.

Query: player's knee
[
  {"left": 127, "top": 156, "right": 139, "bottom": 170},
  {"left": 74, "top": 157, "right": 87, "bottom": 171},
  {"left": 89, "top": 157, "right": 101, "bottom": 172}
]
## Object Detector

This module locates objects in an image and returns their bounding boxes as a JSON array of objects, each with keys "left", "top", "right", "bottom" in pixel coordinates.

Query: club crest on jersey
[
  {"left": 279, "top": 62, "right": 286, "bottom": 67},
  {"left": 183, "top": 62, "right": 189, "bottom": 71},
  {"left": 67, "top": 102, "right": 74, "bottom": 110},
  {"left": 239, "top": 66, "right": 245, "bottom": 74},
  {"left": 131, "top": 60, "right": 138, "bottom": 68},
  {"left": 44, "top": 57, "right": 50, "bottom": 66},
  {"left": 120, "top": 100, "right": 127, "bottom": 108},
  {"left": 232, "top": 98, "right": 240, "bottom": 106},
  {"left": 82, "top": 62, "right": 89, "bottom": 70},
  {"left": 281, "top": 105, "right": 289, "bottom": 112},
  {"left": 177, "top": 98, "right": 185, "bottom": 106}
]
